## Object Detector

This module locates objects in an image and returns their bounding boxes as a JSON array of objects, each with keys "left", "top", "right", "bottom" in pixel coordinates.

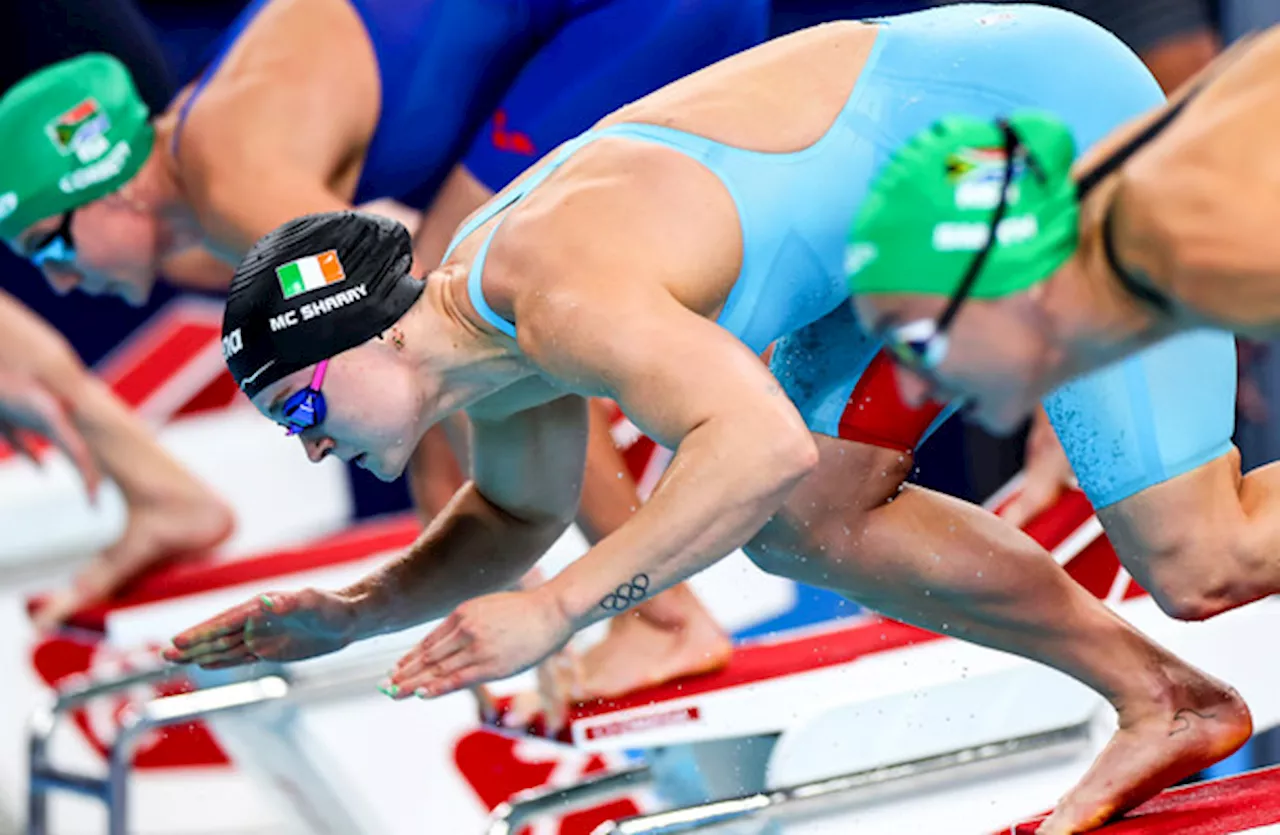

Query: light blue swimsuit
[{"left": 445, "top": 3, "right": 1236, "bottom": 509}]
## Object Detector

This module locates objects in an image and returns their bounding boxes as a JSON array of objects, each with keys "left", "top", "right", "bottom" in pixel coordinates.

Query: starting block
[
  {"left": 20, "top": 450, "right": 1280, "bottom": 833},
  {"left": 0, "top": 299, "right": 353, "bottom": 834},
  {"left": 24, "top": 519, "right": 796, "bottom": 835},
  {"left": 484, "top": 484, "right": 1280, "bottom": 835},
  {"left": 1009, "top": 765, "right": 1280, "bottom": 834}
]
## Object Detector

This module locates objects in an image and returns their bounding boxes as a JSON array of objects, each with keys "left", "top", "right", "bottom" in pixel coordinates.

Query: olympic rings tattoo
[{"left": 599, "top": 574, "right": 651, "bottom": 612}]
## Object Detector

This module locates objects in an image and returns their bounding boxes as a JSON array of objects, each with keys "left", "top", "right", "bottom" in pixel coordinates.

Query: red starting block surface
[
  {"left": 1008, "top": 767, "right": 1280, "bottom": 834},
  {"left": 487, "top": 615, "right": 940, "bottom": 741}
]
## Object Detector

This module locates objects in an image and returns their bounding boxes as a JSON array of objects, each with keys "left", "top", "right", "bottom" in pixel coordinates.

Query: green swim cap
[
  {"left": 0, "top": 53, "right": 155, "bottom": 240},
  {"left": 845, "top": 111, "right": 1080, "bottom": 300}
]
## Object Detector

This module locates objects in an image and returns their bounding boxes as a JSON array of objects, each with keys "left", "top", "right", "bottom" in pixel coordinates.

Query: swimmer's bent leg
[
  {"left": 756, "top": 307, "right": 1249, "bottom": 833},
  {"left": 1050, "top": 329, "right": 1280, "bottom": 620}
]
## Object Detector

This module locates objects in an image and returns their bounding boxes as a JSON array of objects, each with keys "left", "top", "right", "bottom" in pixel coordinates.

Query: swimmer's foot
[
  {"left": 1038, "top": 669, "right": 1252, "bottom": 834},
  {"left": 499, "top": 589, "right": 732, "bottom": 735},
  {"left": 576, "top": 594, "right": 733, "bottom": 701},
  {"left": 35, "top": 486, "right": 234, "bottom": 629}
]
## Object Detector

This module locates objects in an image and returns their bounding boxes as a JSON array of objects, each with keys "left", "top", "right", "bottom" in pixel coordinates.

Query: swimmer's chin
[{"left": 355, "top": 452, "right": 402, "bottom": 483}]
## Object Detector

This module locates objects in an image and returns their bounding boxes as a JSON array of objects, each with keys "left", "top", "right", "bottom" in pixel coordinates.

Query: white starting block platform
[{"left": 21, "top": 473, "right": 1280, "bottom": 835}]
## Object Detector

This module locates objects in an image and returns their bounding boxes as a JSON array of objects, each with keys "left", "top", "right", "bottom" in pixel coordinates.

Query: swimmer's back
[
  {"left": 176, "top": 0, "right": 766, "bottom": 207},
  {"left": 447, "top": 5, "right": 1155, "bottom": 351}
]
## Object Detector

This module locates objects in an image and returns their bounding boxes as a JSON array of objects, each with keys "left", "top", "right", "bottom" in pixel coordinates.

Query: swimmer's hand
[
  {"left": 163, "top": 589, "right": 358, "bottom": 668},
  {"left": 1001, "top": 406, "right": 1077, "bottom": 529},
  {"left": 380, "top": 587, "right": 572, "bottom": 700},
  {"left": 0, "top": 368, "right": 99, "bottom": 499}
]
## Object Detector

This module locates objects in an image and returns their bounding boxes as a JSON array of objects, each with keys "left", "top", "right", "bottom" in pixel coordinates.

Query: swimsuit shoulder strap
[
  {"left": 445, "top": 133, "right": 603, "bottom": 337},
  {"left": 466, "top": 212, "right": 520, "bottom": 339}
]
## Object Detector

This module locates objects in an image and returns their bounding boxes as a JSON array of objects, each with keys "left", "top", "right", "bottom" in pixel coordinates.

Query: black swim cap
[{"left": 222, "top": 211, "right": 424, "bottom": 398}]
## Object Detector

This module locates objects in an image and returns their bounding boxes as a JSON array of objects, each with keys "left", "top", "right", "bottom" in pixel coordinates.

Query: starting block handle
[
  {"left": 27, "top": 648, "right": 405, "bottom": 835},
  {"left": 27, "top": 663, "right": 187, "bottom": 835},
  {"left": 486, "top": 764, "right": 654, "bottom": 835},
  {"left": 27, "top": 673, "right": 292, "bottom": 835}
]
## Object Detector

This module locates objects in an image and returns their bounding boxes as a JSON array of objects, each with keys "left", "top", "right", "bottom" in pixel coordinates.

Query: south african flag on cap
[
  {"left": 46, "top": 98, "right": 110, "bottom": 157},
  {"left": 275, "top": 250, "right": 346, "bottom": 299}
]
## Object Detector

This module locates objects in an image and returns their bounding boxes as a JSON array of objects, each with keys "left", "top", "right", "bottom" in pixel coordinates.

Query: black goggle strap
[
  {"left": 1075, "top": 84, "right": 1201, "bottom": 200},
  {"left": 30, "top": 210, "right": 75, "bottom": 259},
  {"left": 934, "top": 120, "right": 1022, "bottom": 335}
]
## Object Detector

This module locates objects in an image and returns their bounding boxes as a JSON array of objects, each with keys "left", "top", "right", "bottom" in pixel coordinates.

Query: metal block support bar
[
  {"left": 27, "top": 646, "right": 413, "bottom": 835},
  {"left": 590, "top": 721, "right": 1093, "bottom": 835},
  {"left": 487, "top": 764, "right": 655, "bottom": 835},
  {"left": 27, "top": 660, "right": 191, "bottom": 833},
  {"left": 52, "top": 665, "right": 182, "bottom": 713},
  {"left": 27, "top": 675, "right": 291, "bottom": 835},
  {"left": 102, "top": 677, "right": 292, "bottom": 835},
  {"left": 28, "top": 770, "right": 109, "bottom": 801}
]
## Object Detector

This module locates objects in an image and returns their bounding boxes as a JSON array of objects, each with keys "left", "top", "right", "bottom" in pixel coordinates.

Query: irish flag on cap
[{"left": 276, "top": 250, "right": 346, "bottom": 299}]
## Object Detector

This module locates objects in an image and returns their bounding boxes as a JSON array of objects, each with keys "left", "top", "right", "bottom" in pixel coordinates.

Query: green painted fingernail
[
  {"left": 259, "top": 595, "right": 274, "bottom": 608},
  {"left": 377, "top": 681, "right": 398, "bottom": 698},
  {"left": 415, "top": 687, "right": 430, "bottom": 699}
]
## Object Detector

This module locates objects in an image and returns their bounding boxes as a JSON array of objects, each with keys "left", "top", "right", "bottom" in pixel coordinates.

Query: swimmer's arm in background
[
  {"left": 0, "top": 291, "right": 176, "bottom": 500},
  {"left": 1075, "top": 26, "right": 1280, "bottom": 333},
  {"left": 170, "top": 2, "right": 379, "bottom": 260},
  {"left": 407, "top": 167, "right": 493, "bottom": 270},
  {"left": 164, "top": 395, "right": 587, "bottom": 668},
  {"left": 158, "top": 246, "right": 235, "bottom": 291},
  {"left": 0, "top": 292, "right": 234, "bottom": 629}
]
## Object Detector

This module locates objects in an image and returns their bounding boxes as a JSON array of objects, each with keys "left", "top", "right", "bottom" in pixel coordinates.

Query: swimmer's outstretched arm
[
  {"left": 338, "top": 396, "right": 588, "bottom": 636},
  {"left": 382, "top": 282, "right": 819, "bottom": 697},
  {"left": 165, "top": 396, "right": 588, "bottom": 667},
  {"left": 0, "top": 366, "right": 98, "bottom": 496}
]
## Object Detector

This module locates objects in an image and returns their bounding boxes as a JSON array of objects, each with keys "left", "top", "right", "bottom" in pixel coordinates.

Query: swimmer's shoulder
[{"left": 174, "top": 0, "right": 379, "bottom": 186}]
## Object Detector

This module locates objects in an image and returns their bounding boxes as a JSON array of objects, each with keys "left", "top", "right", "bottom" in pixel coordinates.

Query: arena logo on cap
[
  {"left": 222, "top": 328, "right": 244, "bottom": 360},
  {"left": 46, "top": 98, "right": 112, "bottom": 164},
  {"left": 276, "top": 250, "right": 347, "bottom": 300}
]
